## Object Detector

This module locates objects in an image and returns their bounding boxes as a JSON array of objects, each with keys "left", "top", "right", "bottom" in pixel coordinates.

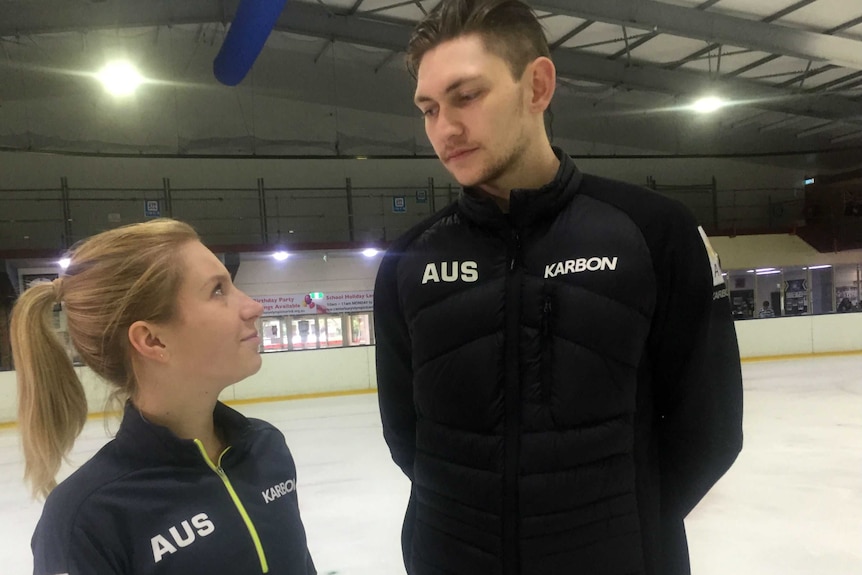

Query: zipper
[
  {"left": 509, "top": 230, "right": 521, "bottom": 271},
  {"left": 540, "top": 293, "right": 553, "bottom": 403},
  {"left": 194, "top": 440, "right": 270, "bottom": 574},
  {"left": 503, "top": 228, "right": 522, "bottom": 575}
]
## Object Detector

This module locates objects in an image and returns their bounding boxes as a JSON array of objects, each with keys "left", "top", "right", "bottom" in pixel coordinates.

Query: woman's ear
[{"left": 128, "top": 321, "right": 169, "bottom": 363}]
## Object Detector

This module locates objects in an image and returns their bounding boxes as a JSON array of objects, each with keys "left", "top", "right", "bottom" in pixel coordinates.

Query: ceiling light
[
  {"left": 808, "top": 264, "right": 832, "bottom": 270},
  {"left": 58, "top": 258, "right": 71, "bottom": 269},
  {"left": 756, "top": 270, "right": 781, "bottom": 276},
  {"left": 97, "top": 61, "right": 144, "bottom": 96},
  {"left": 691, "top": 97, "right": 726, "bottom": 114},
  {"left": 362, "top": 248, "right": 379, "bottom": 257},
  {"left": 272, "top": 251, "right": 289, "bottom": 261}
]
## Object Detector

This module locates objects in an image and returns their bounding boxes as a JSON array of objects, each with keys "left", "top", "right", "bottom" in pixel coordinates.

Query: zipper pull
[{"left": 509, "top": 231, "right": 521, "bottom": 271}]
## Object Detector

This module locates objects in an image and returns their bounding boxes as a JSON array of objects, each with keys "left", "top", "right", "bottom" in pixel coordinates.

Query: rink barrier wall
[{"left": 0, "top": 314, "right": 861, "bottom": 425}]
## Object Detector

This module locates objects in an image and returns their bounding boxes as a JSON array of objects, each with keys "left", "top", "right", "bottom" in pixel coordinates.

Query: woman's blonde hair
[{"left": 11, "top": 218, "right": 199, "bottom": 498}]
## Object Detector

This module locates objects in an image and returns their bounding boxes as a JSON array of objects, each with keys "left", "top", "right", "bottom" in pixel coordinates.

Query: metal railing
[{"left": 0, "top": 176, "right": 806, "bottom": 252}]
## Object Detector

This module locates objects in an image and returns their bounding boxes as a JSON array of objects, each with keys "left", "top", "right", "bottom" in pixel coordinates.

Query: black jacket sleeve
[
  {"left": 648, "top": 209, "right": 744, "bottom": 519},
  {"left": 373, "top": 248, "right": 417, "bottom": 480}
]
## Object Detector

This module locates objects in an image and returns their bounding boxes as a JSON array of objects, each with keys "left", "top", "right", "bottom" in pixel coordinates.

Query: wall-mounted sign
[
  {"left": 253, "top": 290, "right": 374, "bottom": 316},
  {"left": 145, "top": 200, "right": 160, "bottom": 217}
]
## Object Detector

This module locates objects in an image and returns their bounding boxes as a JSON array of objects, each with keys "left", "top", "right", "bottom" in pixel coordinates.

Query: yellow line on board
[
  {"left": 741, "top": 349, "right": 862, "bottom": 363},
  {"left": 0, "top": 388, "right": 380, "bottom": 431},
  {"left": 224, "top": 387, "right": 378, "bottom": 407}
]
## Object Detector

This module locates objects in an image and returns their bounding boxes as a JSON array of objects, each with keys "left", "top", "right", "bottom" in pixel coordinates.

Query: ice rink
[{"left": 1, "top": 355, "right": 860, "bottom": 574}]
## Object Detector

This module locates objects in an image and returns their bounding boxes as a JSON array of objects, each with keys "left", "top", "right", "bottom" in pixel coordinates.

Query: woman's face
[{"left": 158, "top": 241, "right": 264, "bottom": 392}]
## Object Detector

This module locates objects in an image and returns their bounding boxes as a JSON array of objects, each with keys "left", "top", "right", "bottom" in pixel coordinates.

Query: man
[
  {"left": 373, "top": 1, "right": 743, "bottom": 574},
  {"left": 758, "top": 300, "right": 775, "bottom": 318}
]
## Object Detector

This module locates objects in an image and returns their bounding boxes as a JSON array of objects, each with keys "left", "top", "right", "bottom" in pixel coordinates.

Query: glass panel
[
  {"left": 810, "top": 265, "right": 834, "bottom": 314},
  {"left": 755, "top": 269, "right": 782, "bottom": 318},
  {"left": 317, "top": 317, "right": 330, "bottom": 348},
  {"left": 292, "top": 317, "right": 319, "bottom": 350},
  {"left": 728, "top": 271, "right": 755, "bottom": 320},
  {"left": 835, "top": 264, "right": 860, "bottom": 312},
  {"left": 327, "top": 317, "right": 344, "bottom": 347},
  {"left": 350, "top": 313, "right": 372, "bottom": 345},
  {"left": 261, "top": 318, "right": 288, "bottom": 352},
  {"left": 782, "top": 267, "right": 809, "bottom": 316}
]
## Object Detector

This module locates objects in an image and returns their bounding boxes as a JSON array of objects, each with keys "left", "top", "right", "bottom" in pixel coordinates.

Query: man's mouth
[{"left": 446, "top": 148, "right": 477, "bottom": 162}]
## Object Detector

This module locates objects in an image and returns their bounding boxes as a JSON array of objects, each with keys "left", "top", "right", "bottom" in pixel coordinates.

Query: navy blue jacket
[
  {"left": 374, "top": 149, "right": 744, "bottom": 575},
  {"left": 32, "top": 402, "right": 316, "bottom": 575}
]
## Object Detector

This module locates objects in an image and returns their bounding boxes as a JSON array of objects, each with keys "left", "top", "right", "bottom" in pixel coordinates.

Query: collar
[
  {"left": 115, "top": 401, "right": 253, "bottom": 467},
  {"left": 457, "top": 146, "right": 582, "bottom": 230}
]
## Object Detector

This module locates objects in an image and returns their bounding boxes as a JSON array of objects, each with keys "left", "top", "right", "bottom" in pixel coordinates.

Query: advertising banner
[{"left": 253, "top": 290, "right": 374, "bottom": 316}]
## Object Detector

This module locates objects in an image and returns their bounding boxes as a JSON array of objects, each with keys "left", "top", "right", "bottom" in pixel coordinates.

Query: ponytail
[{"left": 11, "top": 283, "right": 87, "bottom": 499}]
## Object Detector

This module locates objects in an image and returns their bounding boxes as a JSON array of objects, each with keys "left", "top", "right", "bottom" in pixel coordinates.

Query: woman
[{"left": 12, "top": 219, "right": 316, "bottom": 575}]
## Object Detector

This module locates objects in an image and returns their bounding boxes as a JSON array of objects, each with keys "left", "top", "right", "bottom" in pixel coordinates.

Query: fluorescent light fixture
[
  {"left": 272, "top": 251, "right": 289, "bottom": 261},
  {"left": 58, "top": 258, "right": 71, "bottom": 269},
  {"left": 804, "top": 178, "right": 815, "bottom": 185},
  {"left": 746, "top": 269, "right": 755, "bottom": 273},
  {"left": 756, "top": 270, "right": 781, "bottom": 276},
  {"left": 755, "top": 268, "right": 776, "bottom": 273},
  {"left": 808, "top": 264, "right": 832, "bottom": 270},
  {"left": 97, "top": 61, "right": 144, "bottom": 96},
  {"left": 362, "top": 248, "right": 379, "bottom": 257},
  {"left": 690, "top": 97, "right": 726, "bottom": 114}
]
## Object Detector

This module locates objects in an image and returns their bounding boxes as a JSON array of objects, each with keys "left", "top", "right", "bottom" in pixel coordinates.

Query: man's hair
[{"left": 406, "top": 0, "right": 550, "bottom": 79}]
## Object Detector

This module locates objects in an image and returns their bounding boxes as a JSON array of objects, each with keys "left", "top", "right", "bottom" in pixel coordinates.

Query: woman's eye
[{"left": 213, "top": 283, "right": 225, "bottom": 296}]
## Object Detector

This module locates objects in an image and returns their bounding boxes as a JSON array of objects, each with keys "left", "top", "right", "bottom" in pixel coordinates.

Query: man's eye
[
  {"left": 213, "top": 283, "right": 225, "bottom": 296},
  {"left": 422, "top": 108, "right": 438, "bottom": 118}
]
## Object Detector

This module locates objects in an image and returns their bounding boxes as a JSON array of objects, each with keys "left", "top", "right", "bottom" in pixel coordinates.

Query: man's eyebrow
[{"left": 415, "top": 75, "right": 482, "bottom": 104}]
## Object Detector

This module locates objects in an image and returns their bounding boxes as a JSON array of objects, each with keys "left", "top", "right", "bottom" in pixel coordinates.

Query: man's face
[{"left": 414, "top": 34, "right": 533, "bottom": 190}]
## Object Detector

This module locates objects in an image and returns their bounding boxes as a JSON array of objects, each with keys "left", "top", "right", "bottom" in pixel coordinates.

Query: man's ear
[
  {"left": 526, "top": 56, "right": 556, "bottom": 114},
  {"left": 128, "top": 321, "right": 169, "bottom": 363}
]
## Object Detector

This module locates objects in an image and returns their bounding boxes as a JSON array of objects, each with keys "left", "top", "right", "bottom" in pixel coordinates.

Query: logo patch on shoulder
[{"left": 697, "top": 226, "right": 725, "bottom": 288}]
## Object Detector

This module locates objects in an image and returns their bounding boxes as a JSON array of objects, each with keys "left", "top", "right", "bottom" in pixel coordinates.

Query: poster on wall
[
  {"left": 784, "top": 279, "right": 808, "bottom": 316},
  {"left": 19, "top": 272, "right": 63, "bottom": 326},
  {"left": 835, "top": 285, "right": 859, "bottom": 312},
  {"left": 20, "top": 272, "right": 58, "bottom": 292}
]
